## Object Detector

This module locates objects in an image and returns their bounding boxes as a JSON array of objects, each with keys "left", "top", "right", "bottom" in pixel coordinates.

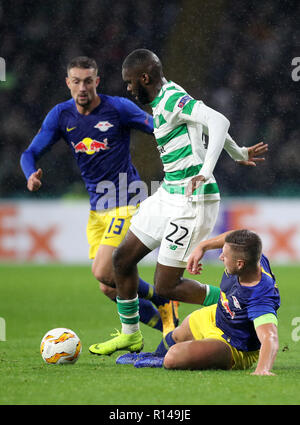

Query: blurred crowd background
[{"left": 1, "top": 0, "right": 299, "bottom": 200}]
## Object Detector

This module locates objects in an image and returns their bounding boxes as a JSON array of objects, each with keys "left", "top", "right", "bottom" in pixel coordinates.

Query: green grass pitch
[{"left": 0, "top": 263, "right": 299, "bottom": 405}]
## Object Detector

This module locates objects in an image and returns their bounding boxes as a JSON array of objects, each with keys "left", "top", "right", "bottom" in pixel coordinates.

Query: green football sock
[{"left": 117, "top": 296, "right": 140, "bottom": 334}]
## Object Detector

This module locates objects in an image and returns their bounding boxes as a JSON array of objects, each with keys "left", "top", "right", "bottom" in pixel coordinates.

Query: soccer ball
[{"left": 40, "top": 328, "right": 82, "bottom": 364}]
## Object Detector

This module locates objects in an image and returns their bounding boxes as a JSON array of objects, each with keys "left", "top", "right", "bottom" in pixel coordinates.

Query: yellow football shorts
[
  {"left": 189, "top": 304, "right": 259, "bottom": 370},
  {"left": 87, "top": 205, "right": 137, "bottom": 259}
]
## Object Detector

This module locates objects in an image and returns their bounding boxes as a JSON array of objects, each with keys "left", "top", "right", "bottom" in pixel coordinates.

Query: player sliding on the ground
[{"left": 117, "top": 229, "right": 280, "bottom": 376}]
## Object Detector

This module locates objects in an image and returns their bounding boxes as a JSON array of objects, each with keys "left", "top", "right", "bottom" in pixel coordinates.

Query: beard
[
  {"left": 76, "top": 93, "right": 91, "bottom": 107},
  {"left": 136, "top": 82, "right": 151, "bottom": 105}
]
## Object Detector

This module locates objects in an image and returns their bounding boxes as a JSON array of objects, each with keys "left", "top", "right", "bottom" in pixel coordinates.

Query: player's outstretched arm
[
  {"left": 251, "top": 322, "right": 279, "bottom": 376},
  {"left": 186, "top": 230, "right": 233, "bottom": 274},
  {"left": 27, "top": 168, "right": 43, "bottom": 192},
  {"left": 223, "top": 133, "right": 268, "bottom": 167},
  {"left": 237, "top": 142, "right": 268, "bottom": 167}
]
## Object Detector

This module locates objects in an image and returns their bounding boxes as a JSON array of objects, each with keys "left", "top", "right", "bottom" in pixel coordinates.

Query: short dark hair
[
  {"left": 122, "top": 49, "right": 156, "bottom": 68},
  {"left": 225, "top": 229, "right": 262, "bottom": 268},
  {"left": 122, "top": 49, "right": 163, "bottom": 80},
  {"left": 67, "top": 56, "right": 98, "bottom": 74}
]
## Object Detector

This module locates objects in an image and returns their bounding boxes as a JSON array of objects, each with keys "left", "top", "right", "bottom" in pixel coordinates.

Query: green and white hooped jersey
[{"left": 150, "top": 81, "right": 221, "bottom": 201}]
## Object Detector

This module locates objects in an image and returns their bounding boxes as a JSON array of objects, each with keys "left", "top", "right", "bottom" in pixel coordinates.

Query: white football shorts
[{"left": 130, "top": 186, "right": 220, "bottom": 267}]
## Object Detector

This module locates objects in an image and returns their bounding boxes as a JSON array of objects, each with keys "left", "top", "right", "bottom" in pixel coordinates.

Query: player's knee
[
  {"left": 154, "top": 271, "right": 182, "bottom": 299},
  {"left": 99, "top": 283, "right": 117, "bottom": 300},
  {"left": 92, "top": 263, "right": 114, "bottom": 287},
  {"left": 163, "top": 346, "right": 178, "bottom": 369},
  {"left": 154, "top": 281, "right": 171, "bottom": 299},
  {"left": 172, "top": 317, "right": 192, "bottom": 343}
]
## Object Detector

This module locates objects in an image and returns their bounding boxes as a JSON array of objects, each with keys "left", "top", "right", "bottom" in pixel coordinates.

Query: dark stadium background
[{"left": 1, "top": 0, "right": 300, "bottom": 200}]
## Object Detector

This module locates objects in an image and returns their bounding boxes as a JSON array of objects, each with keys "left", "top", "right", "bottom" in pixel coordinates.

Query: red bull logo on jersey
[
  {"left": 72, "top": 138, "right": 109, "bottom": 155},
  {"left": 220, "top": 291, "right": 235, "bottom": 319},
  {"left": 94, "top": 121, "right": 114, "bottom": 132}
]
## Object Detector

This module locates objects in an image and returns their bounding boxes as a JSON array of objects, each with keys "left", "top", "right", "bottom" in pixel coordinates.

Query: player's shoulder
[
  {"left": 55, "top": 98, "right": 75, "bottom": 113},
  {"left": 102, "top": 95, "right": 146, "bottom": 123},
  {"left": 153, "top": 80, "right": 196, "bottom": 112},
  {"left": 169, "top": 80, "right": 187, "bottom": 92},
  {"left": 160, "top": 81, "right": 188, "bottom": 101},
  {"left": 41, "top": 99, "right": 75, "bottom": 130},
  {"left": 47, "top": 98, "right": 75, "bottom": 117},
  {"left": 102, "top": 94, "right": 138, "bottom": 110}
]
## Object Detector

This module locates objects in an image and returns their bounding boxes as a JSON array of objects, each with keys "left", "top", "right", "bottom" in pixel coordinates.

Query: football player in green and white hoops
[{"left": 89, "top": 49, "right": 268, "bottom": 356}]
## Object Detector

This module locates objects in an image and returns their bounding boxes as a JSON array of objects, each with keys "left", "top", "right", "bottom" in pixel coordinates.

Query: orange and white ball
[{"left": 40, "top": 328, "right": 82, "bottom": 364}]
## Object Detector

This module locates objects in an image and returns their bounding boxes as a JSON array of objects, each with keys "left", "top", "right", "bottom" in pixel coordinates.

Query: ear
[
  {"left": 95, "top": 76, "right": 100, "bottom": 87},
  {"left": 237, "top": 259, "right": 245, "bottom": 271},
  {"left": 66, "top": 77, "right": 71, "bottom": 89},
  {"left": 141, "top": 73, "right": 151, "bottom": 85}
]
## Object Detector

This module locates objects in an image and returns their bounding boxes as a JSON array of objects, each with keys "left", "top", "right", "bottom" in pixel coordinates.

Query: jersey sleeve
[
  {"left": 20, "top": 106, "right": 61, "bottom": 179},
  {"left": 115, "top": 97, "right": 153, "bottom": 134},
  {"left": 183, "top": 101, "right": 230, "bottom": 180},
  {"left": 247, "top": 299, "right": 278, "bottom": 322},
  {"left": 223, "top": 134, "right": 249, "bottom": 161},
  {"left": 169, "top": 96, "right": 230, "bottom": 180},
  {"left": 253, "top": 313, "right": 278, "bottom": 329},
  {"left": 201, "top": 124, "right": 249, "bottom": 162}
]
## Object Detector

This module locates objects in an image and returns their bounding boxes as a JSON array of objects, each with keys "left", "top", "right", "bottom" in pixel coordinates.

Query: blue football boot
[
  {"left": 134, "top": 354, "right": 164, "bottom": 368},
  {"left": 116, "top": 351, "right": 153, "bottom": 365}
]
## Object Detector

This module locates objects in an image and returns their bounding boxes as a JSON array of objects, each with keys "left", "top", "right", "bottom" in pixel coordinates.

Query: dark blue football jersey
[
  {"left": 20, "top": 94, "right": 153, "bottom": 210},
  {"left": 215, "top": 254, "right": 280, "bottom": 352}
]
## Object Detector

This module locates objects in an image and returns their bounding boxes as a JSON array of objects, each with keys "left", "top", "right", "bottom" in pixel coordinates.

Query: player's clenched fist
[{"left": 27, "top": 168, "right": 43, "bottom": 191}]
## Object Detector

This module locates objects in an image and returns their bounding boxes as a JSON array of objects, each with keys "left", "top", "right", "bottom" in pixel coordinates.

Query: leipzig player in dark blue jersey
[
  {"left": 119, "top": 230, "right": 280, "bottom": 376},
  {"left": 20, "top": 56, "right": 179, "bottom": 337}
]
